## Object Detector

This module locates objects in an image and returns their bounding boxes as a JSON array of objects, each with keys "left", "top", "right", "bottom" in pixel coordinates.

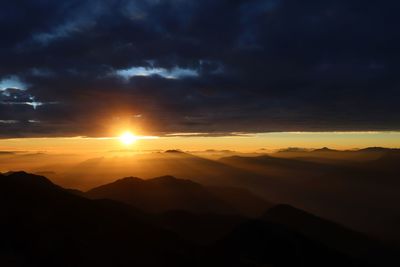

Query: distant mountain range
[
  {"left": 276, "top": 146, "right": 400, "bottom": 154},
  {"left": 1, "top": 171, "right": 394, "bottom": 267},
  {"left": 86, "top": 175, "right": 272, "bottom": 217},
  {"left": 3, "top": 147, "right": 400, "bottom": 246}
]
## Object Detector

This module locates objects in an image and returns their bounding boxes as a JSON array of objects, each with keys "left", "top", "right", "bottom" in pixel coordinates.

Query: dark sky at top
[{"left": 0, "top": 0, "right": 399, "bottom": 137}]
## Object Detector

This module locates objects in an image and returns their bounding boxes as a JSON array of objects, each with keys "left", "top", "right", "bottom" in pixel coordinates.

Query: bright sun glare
[{"left": 119, "top": 131, "right": 137, "bottom": 145}]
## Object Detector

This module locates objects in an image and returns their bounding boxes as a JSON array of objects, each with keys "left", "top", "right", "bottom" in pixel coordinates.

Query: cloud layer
[{"left": 0, "top": 0, "right": 399, "bottom": 137}]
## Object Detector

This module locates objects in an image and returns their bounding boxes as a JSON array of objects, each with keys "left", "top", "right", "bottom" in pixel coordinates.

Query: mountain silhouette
[
  {"left": 46, "top": 150, "right": 264, "bottom": 190},
  {"left": 219, "top": 153, "right": 400, "bottom": 244},
  {"left": 29, "top": 149, "right": 400, "bottom": 244},
  {"left": 1, "top": 171, "right": 395, "bottom": 267},
  {"left": 312, "top": 147, "right": 338, "bottom": 152},
  {"left": 220, "top": 154, "right": 328, "bottom": 173},
  {"left": 216, "top": 219, "right": 361, "bottom": 267},
  {"left": 0, "top": 171, "right": 225, "bottom": 267},
  {"left": 86, "top": 175, "right": 271, "bottom": 216},
  {"left": 217, "top": 204, "right": 397, "bottom": 267},
  {"left": 356, "top": 147, "right": 398, "bottom": 153},
  {"left": 261, "top": 204, "right": 389, "bottom": 264},
  {"left": 164, "top": 149, "right": 185, "bottom": 153}
]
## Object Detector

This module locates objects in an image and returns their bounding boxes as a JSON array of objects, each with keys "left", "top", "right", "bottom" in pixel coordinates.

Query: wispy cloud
[
  {"left": 116, "top": 66, "right": 199, "bottom": 80},
  {"left": 0, "top": 76, "right": 28, "bottom": 91}
]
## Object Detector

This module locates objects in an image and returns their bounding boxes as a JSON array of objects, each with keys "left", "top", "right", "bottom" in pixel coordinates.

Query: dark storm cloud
[{"left": 0, "top": 0, "right": 399, "bottom": 137}]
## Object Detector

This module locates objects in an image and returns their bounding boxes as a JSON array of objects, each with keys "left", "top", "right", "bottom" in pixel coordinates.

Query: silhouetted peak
[
  {"left": 164, "top": 149, "right": 185, "bottom": 154},
  {"left": 262, "top": 204, "right": 381, "bottom": 261},
  {"left": 313, "top": 147, "right": 337, "bottom": 152},
  {"left": 1, "top": 171, "right": 55, "bottom": 187},
  {"left": 151, "top": 175, "right": 179, "bottom": 181},
  {"left": 113, "top": 176, "right": 144, "bottom": 184},
  {"left": 264, "top": 204, "right": 376, "bottom": 238},
  {"left": 87, "top": 177, "right": 146, "bottom": 193},
  {"left": 357, "top": 147, "right": 391, "bottom": 152},
  {"left": 85, "top": 177, "right": 146, "bottom": 197},
  {"left": 277, "top": 147, "right": 310, "bottom": 153},
  {"left": 3, "top": 170, "right": 28, "bottom": 176}
]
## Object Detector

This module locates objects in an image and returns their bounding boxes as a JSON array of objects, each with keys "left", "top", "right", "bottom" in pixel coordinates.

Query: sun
[{"left": 119, "top": 131, "right": 137, "bottom": 145}]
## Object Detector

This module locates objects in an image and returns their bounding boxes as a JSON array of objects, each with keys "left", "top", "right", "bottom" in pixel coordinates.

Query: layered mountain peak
[
  {"left": 164, "top": 149, "right": 184, "bottom": 153},
  {"left": 262, "top": 204, "right": 380, "bottom": 260},
  {"left": 313, "top": 147, "right": 337, "bottom": 152},
  {"left": 113, "top": 176, "right": 144, "bottom": 184},
  {"left": 86, "top": 175, "right": 271, "bottom": 216},
  {"left": 1, "top": 171, "right": 56, "bottom": 189}
]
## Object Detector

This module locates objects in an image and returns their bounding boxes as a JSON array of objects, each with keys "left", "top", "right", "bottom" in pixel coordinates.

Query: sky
[{"left": 1, "top": 0, "right": 400, "bottom": 149}]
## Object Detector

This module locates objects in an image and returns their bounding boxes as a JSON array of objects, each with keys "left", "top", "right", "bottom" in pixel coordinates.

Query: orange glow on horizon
[{"left": 0, "top": 132, "right": 399, "bottom": 154}]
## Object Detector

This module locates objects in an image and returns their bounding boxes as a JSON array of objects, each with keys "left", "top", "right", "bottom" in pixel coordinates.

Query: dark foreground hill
[
  {"left": 0, "top": 172, "right": 227, "bottom": 267},
  {"left": 0, "top": 172, "right": 394, "bottom": 267},
  {"left": 86, "top": 175, "right": 272, "bottom": 217},
  {"left": 261, "top": 205, "right": 389, "bottom": 265},
  {"left": 217, "top": 205, "right": 396, "bottom": 267}
]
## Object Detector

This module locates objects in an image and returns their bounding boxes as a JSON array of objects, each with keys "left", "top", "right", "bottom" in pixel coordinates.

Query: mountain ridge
[
  {"left": 86, "top": 175, "right": 272, "bottom": 217},
  {"left": 1, "top": 171, "right": 394, "bottom": 267}
]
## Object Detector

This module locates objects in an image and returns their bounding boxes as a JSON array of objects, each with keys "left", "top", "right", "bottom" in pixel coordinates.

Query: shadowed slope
[
  {"left": 219, "top": 154, "right": 400, "bottom": 244},
  {"left": 262, "top": 204, "right": 388, "bottom": 263},
  {"left": 216, "top": 219, "right": 360, "bottom": 267},
  {"left": 216, "top": 205, "right": 395, "bottom": 267}
]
